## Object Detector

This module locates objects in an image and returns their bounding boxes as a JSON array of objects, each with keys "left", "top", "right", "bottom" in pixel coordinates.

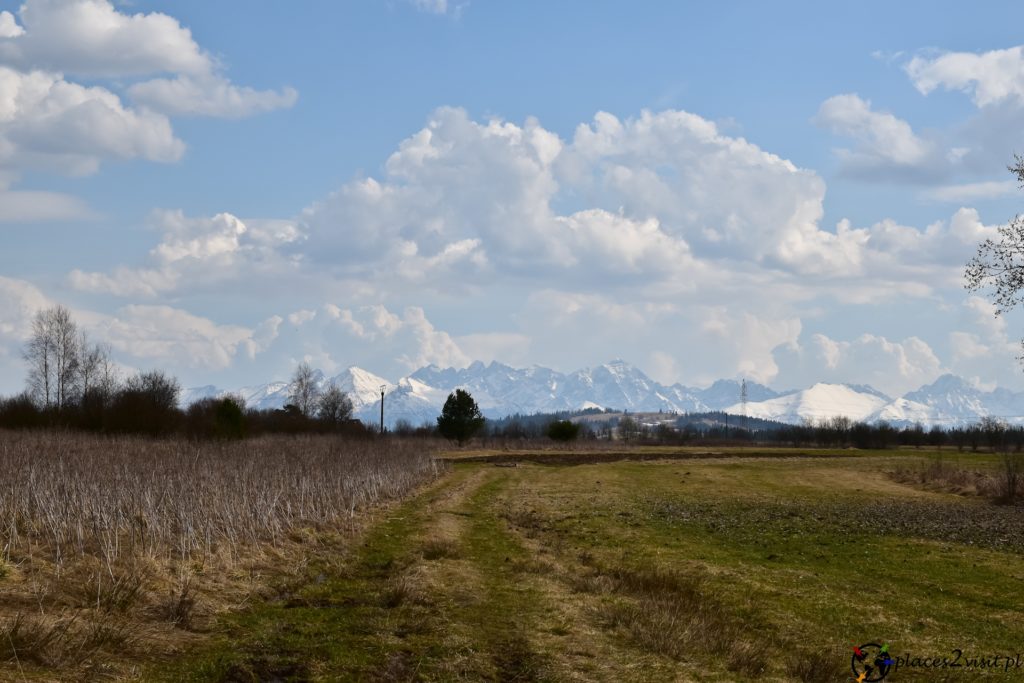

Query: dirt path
[{"left": 149, "top": 463, "right": 710, "bottom": 681}]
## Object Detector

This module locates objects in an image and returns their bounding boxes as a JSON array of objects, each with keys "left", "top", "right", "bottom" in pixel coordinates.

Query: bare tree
[
  {"left": 23, "top": 305, "right": 80, "bottom": 409},
  {"left": 77, "top": 333, "right": 118, "bottom": 401},
  {"left": 288, "top": 362, "right": 321, "bottom": 417},
  {"left": 965, "top": 157, "right": 1024, "bottom": 360},
  {"left": 318, "top": 383, "right": 354, "bottom": 424}
]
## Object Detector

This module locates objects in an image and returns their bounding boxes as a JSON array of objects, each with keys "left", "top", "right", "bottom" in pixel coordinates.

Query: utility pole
[{"left": 379, "top": 384, "right": 386, "bottom": 435}]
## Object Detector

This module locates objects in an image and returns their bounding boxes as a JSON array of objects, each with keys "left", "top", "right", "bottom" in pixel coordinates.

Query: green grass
[{"left": 149, "top": 451, "right": 1024, "bottom": 682}]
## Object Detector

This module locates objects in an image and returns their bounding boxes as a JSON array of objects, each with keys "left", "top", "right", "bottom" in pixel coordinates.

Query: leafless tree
[
  {"left": 77, "top": 334, "right": 118, "bottom": 400},
  {"left": 965, "top": 157, "right": 1024, "bottom": 361},
  {"left": 288, "top": 361, "right": 321, "bottom": 417},
  {"left": 23, "top": 305, "right": 80, "bottom": 409},
  {"left": 318, "top": 383, "right": 354, "bottom": 424}
]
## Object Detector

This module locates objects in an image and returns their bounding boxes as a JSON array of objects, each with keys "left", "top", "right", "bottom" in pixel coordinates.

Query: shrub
[{"left": 547, "top": 419, "right": 581, "bottom": 442}]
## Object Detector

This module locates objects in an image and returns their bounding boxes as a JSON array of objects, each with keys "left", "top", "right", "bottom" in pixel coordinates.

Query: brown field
[{"left": 0, "top": 431, "right": 441, "bottom": 681}]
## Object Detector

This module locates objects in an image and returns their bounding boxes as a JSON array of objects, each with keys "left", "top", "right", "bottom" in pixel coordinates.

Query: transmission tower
[{"left": 740, "top": 379, "right": 748, "bottom": 432}]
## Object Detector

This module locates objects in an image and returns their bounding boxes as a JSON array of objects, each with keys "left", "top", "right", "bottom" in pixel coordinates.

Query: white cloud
[
  {"left": 0, "top": 189, "right": 94, "bottom": 221},
  {"left": 815, "top": 93, "right": 935, "bottom": 177},
  {"left": 699, "top": 308, "right": 802, "bottom": 384},
  {"left": 410, "top": 0, "right": 463, "bottom": 15},
  {"left": 0, "top": 275, "right": 50, "bottom": 342},
  {"left": 773, "top": 333, "right": 944, "bottom": 397},
  {"left": 907, "top": 46, "right": 1024, "bottom": 107},
  {"left": 299, "top": 107, "right": 875, "bottom": 288},
  {"left": 454, "top": 332, "right": 531, "bottom": 367},
  {"left": 0, "top": 66, "right": 184, "bottom": 176},
  {"left": 0, "top": 0, "right": 208, "bottom": 77},
  {"left": 267, "top": 303, "right": 471, "bottom": 377},
  {"left": 129, "top": 75, "right": 298, "bottom": 119},
  {"left": 69, "top": 210, "right": 303, "bottom": 296},
  {"left": 0, "top": 0, "right": 296, "bottom": 120},
  {"left": 411, "top": 0, "right": 447, "bottom": 13},
  {"left": 0, "top": 11, "right": 23, "bottom": 38},
  {"left": 921, "top": 180, "right": 1017, "bottom": 202},
  {"left": 0, "top": 279, "right": 279, "bottom": 389},
  {"left": 944, "top": 297, "right": 1022, "bottom": 383},
  {"left": 92, "top": 305, "right": 271, "bottom": 371}
]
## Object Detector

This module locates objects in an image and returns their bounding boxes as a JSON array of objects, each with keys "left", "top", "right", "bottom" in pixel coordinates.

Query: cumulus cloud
[
  {"left": 69, "top": 210, "right": 303, "bottom": 296},
  {"left": 943, "top": 296, "right": 1023, "bottom": 383},
  {"left": 52, "top": 104, "right": 1023, "bottom": 393},
  {"left": 0, "top": 66, "right": 184, "bottom": 176},
  {"left": 906, "top": 46, "right": 1024, "bottom": 108},
  {"left": 261, "top": 303, "right": 471, "bottom": 378},
  {"left": 298, "top": 106, "right": 880, "bottom": 288},
  {"left": 91, "top": 305, "right": 275, "bottom": 371},
  {"left": 0, "top": 0, "right": 208, "bottom": 77},
  {"left": 815, "top": 93, "right": 937, "bottom": 179},
  {"left": 514, "top": 290, "right": 800, "bottom": 387},
  {"left": 0, "top": 11, "right": 23, "bottom": 38},
  {"left": 0, "top": 277, "right": 281, "bottom": 391},
  {"left": 0, "top": 275, "right": 50, "bottom": 342},
  {"left": 240, "top": 107, "right": 994, "bottom": 301},
  {"left": 0, "top": 0, "right": 296, "bottom": 122},
  {"left": 773, "top": 333, "right": 944, "bottom": 397}
]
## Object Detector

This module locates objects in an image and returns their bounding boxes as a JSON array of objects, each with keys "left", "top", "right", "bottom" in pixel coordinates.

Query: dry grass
[
  {"left": 890, "top": 451, "right": 1024, "bottom": 503},
  {"left": 0, "top": 430, "right": 440, "bottom": 678},
  {"left": 419, "top": 537, "right": 460, "bottom": 561},
  {"left": 785, "top": 647, "right": 848, "bottom": 682},
  {"left": 583, "top": 563, "right": 770, "bottom": 676},
  {"left": 891, "top": 454, "right": 1001, "bottom": 498}
]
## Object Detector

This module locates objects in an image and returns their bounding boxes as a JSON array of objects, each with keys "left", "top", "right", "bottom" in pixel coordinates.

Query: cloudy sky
[{"left": 3, "top": 0, "right": 1024, "bottom": 397}]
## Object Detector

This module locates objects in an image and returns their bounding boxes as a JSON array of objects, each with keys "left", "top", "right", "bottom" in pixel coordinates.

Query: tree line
[{"left": 1, "top": 305, "right": 371, "bottom": 438}]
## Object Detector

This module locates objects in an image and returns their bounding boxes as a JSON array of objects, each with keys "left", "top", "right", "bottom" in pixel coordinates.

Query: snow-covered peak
[
  {"left": 329, "top": 366, "right": 393, "bottom": 408},
  {"left": 730, "top": 383, "right": 889, "bottom": 424}
]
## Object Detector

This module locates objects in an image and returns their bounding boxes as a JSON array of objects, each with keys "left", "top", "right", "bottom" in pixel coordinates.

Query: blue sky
[{"left": 3, "top": 0, "right": 1024, "bottom": 397}]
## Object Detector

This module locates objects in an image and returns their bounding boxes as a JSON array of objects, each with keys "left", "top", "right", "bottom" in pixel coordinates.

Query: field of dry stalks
[{"left": 0, "top": 430, "right": 440, "bottom": 680}]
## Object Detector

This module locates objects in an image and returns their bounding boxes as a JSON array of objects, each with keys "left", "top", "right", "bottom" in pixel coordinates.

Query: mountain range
[{"left": 178, "top": 360, "right": 1024, "bottom": 429}]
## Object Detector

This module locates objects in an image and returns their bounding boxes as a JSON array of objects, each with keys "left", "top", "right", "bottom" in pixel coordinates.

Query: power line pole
[
  {"left": 741, "top": 379, "right": 748, "bottom": 432},
  {"left": 379, "top": 384, "right": 386, "bottom": 435}
]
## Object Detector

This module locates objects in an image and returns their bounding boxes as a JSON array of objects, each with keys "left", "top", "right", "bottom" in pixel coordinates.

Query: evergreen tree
[{"left": 436, "top": 389, "right": 485, "bottom": 445}]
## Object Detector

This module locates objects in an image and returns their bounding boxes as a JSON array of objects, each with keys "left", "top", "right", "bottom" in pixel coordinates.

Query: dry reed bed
[{"left": 0, "top": 431, "right": 441, "bottom": 676}]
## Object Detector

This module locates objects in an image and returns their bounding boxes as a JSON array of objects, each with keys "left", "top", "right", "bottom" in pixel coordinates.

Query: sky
[{"left": 3, "top": 0, "right": 1024, "bottom": 398}]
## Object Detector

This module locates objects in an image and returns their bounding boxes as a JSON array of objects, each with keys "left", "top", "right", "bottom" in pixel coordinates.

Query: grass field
[{"left": 145, "top": 448, "right": 1024, "bottom": 682}]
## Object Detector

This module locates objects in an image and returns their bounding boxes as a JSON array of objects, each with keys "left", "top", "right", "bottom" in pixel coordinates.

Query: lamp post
[{"left": 379, "top": 384, "right": 386, "bottom": 435}]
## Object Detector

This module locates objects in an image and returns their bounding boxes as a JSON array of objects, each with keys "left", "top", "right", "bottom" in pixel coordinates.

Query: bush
[
  {"left": 998, "top": 451, "right": 1024, "bottom": 504},
  {"left": 547, "top": 419, "right": 581, "bottom": 442},
  {"left": 107, "top": 371, "right": 182, "bottom": 436},
  {"left": 0, "top": 393, "right": 46, "bottom": 429},
  {"left": 185, "top": 396, "right": 247, "bottom": 440}
]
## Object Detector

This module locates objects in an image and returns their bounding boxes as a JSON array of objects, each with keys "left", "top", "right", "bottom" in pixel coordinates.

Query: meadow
[
  {"left": 2, "top": 438, "right": 1022, "bottom": 681},
  {"left": 143, "top": 446, "right": 1022, "bottom": 682}
]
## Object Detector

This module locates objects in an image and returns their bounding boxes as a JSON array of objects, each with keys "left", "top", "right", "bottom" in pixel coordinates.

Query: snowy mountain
[
  {"left": 894, "top": 374, "right": 1024, "bottom": 426},
  {"left": 867, "top": 398, "right": 937, "bottom": 426},
  {"left": 178, "top": 362, "right": 1024, "bottom": 429},
  {"left": 725, "top": 383, "right": 891, "bottom": 424},
  {"left": 695, "top": 379, "right": 783, "bottom": 410}
]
